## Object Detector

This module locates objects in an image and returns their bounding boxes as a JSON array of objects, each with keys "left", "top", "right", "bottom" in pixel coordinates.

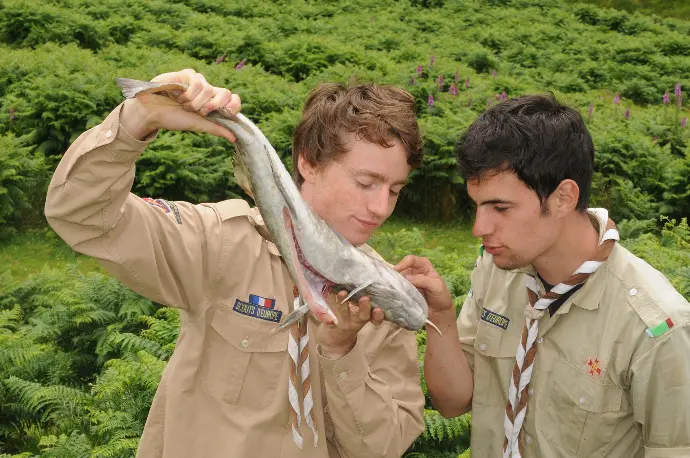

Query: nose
[
  {"left": 472, "top": 208, "right": 493, "bottom": 238},
  {"left": 367, "top": 188, "right": 390, "bottom": 219}
]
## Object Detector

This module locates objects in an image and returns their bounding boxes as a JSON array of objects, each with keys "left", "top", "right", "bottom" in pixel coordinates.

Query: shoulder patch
[{"left": 626, "top": 286, "right": 675, "bottom": 338}]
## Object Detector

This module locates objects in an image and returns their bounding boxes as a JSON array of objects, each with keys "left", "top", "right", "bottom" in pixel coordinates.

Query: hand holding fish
[
  {"left": 120, "top": 69, "right": 241, "bottom": 142},
  {"left": 318, "top": 292, "right": 385, "bottom": 360},
  {"left": 395, "top": 255, "right": 453, "bottom": 317}
]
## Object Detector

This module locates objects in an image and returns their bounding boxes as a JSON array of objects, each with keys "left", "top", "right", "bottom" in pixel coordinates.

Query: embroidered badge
[
  {"left": 645, "top": 317, "right": 674, "bottom": 338},
  {"left": 584, "top": 356, "right": 606, "bottom": 381},
  {"left": 143, "top": 197, "right": 171, "bottom": 213},
  {"left": 167, "top": 200, "right": 182, "bottom": 225},
  {"left": 233, "top": 294, "right": 282, "bottom": 323},
  {"left": 480, "top": 308, "right": 510, "bottom": 330}
]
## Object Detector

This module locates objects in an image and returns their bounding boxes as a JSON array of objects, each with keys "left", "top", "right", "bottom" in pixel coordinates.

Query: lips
[
  {"left": 355, "top": 217, "right": 379, "bottom": 228},
  {"left": 483, "top": 245, "right": 504, "bottom": 255}
]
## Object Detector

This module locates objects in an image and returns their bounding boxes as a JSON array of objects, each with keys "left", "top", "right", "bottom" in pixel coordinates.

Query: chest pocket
[
  {"left": 541, "top": 359, "right": 623, "bottom": 457},
  {"left": 473, "top": 317, "right": 522, "bottom": 407},
  {"left": 201, "top": 304, "right": 288, "bottom": 410}
]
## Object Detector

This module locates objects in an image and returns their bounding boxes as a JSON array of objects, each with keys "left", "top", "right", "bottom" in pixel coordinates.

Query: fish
[{"left": 115, "top": 77, "right": 440, "bottom": 335}]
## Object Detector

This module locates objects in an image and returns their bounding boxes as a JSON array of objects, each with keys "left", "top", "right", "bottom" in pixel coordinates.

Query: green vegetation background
[{"left": 0, "top": 0, "right": 688, "bottom": 456}]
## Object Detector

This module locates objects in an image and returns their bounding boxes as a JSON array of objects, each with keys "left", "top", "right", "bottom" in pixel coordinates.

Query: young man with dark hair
[
  {"left": 397, "top": 93, "right": 690, "bottom": 457},
  {"left": 45, "top": 69, "right": 425, "bottom": 458}
]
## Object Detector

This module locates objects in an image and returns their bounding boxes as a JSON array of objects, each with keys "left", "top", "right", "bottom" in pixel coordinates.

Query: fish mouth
[{"left": 282, "top": 207, "right": 337, "bottom": 325}]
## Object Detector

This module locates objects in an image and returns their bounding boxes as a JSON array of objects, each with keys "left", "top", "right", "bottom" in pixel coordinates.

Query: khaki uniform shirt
[
  {"left": 44, "top": 104, "right": 425, "bottom": 458},
  {"left": 457, "top": 210, "right": 690, "bottom": 458}
]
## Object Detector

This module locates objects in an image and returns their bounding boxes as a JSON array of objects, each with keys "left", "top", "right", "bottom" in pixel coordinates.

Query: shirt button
[
  {"left": 629, "top": 288, "right": 638, "bottom": 296},
  {"left": 105, "top": 129, "right": 112, "bottom": 138},
  {"left": 528, "top": 387, "right": 534, "bottom": 396},
  {"left": 479, "top": 343, "right": 487, "bottom": 351},
  {"left": 241, "top": 339, "right": 249, "bottom": 348},
  {"left": 537, "top": 337, "right": 543, "bottom": 344},
  {"left": 579, "top": 396, "right": 586, "bottom": 405},
  {"left": 339, "top": 371, "right": 347, "bottom": 380},
  {"left": 525, "top": 434, "right": 532, "bottom": 445}
]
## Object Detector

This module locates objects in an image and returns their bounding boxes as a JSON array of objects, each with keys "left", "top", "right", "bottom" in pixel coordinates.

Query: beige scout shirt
[
  {"left": 457, "top": 210, "right": 690, "bottom": 458},
  {"left": 44, "top": 103, "right": 425, "bottom": 458}
]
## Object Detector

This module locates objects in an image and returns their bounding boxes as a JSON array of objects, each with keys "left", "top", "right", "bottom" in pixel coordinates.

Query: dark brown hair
[{"left": 292, "top": 82, "right": 423, "bottom": 187}]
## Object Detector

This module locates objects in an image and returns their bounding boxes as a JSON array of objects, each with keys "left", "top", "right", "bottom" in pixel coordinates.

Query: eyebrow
[
  {"left": 353, "top": 170, "right": 408, "bottom": 186},
  {"left": 476, "top": 199, "right": 515, "bottom": 206}
]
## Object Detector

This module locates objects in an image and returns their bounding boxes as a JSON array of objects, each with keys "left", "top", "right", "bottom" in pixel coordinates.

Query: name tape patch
[
  {"left": 233, "top": 298, "right": 282, "bottom": 323},
  {"left": 481, "top": 308, "right": 510, "bottom": 330}
]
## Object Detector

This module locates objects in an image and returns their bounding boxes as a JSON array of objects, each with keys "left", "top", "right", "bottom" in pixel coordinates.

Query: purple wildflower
[
  {"left": 215, "top": 52, "right": 227, "bottom": 64},
  {"left": 682, "top": 117, "right": 687, "bottom": 128},
  {"left": 235, "top": 58, "right": 247, "bottom": 70},
  {"left": 427, "top": 94, "right": 435, "bottom": 106},
  {"left": 464, "top": 77, "right": 470, "bottom": 89},
  {"left": 613, "top": 93, "right": 620, "bottom": 105},
  {"left": 416, "top": 65, "right": 423, "bottom": 75},
  {"left": 663, "top": 90, "right": 670, "bottom": 104},
  {"left": 430, "top": 55, "right": 436, "bottom": 67},
  {"left": 625, "top": 108, "right": 630, "bottom": 120},
  {"left": 467, "top": 95, "right": 472, "bottom": 107},
  {"left": 675, "top": 83, "right": 682, "bottom": 97},
  {"left": 588, "top": 104, "right": 594, "bottom": 118},
  {"left": 501, "top": 91, "right": 507, "bottom": 101},
  {"left": 449, "top": 83, "right": 458, "bottom": 96},
  {"left": 436, "top": 74, "right": 445, "bottom": 90},
  {"left": 491, "top": 70, "right": 497, "bottom": 77}
]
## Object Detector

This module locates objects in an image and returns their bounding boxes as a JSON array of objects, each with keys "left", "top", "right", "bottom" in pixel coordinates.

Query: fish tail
[{"left": 115, "top": 77, "right": 188, "bottom": 99}]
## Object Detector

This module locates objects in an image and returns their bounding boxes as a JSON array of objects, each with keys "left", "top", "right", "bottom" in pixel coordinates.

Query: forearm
[
  {"left": 425, "top": 308, "right": 473, "bottom": 417},
  {"left": 45, "top": 103, "right": 155, "bottom": 248}
]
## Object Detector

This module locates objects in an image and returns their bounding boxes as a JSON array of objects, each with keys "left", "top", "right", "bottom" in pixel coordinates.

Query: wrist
[
  {"left": 428, "top": 307, "right": 457, "bottom": 328},
  {"left": 121, "top": 98, "right": 159, "bottom": 141},
  {"left": 319, "top": 336, "right": 356, "bottom": 360}
]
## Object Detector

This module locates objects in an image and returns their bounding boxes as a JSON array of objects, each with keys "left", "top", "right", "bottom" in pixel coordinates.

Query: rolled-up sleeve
[
  {"left": 318, "top": 323, "right": 425, "bottom": 457},
  {"left": 45, "top": 103, "right": 225, "bottom": 314}
]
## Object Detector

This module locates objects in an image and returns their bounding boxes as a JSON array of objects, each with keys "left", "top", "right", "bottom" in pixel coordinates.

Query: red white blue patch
[
  {"left": 143, "top": 198, "right": 171, "bottom": 213},
  {"left": 233, "top": 294, "right": 281, "bottom": 323},
  {"left": 249, "top": 294, "right": 276, "bottom": 309}
]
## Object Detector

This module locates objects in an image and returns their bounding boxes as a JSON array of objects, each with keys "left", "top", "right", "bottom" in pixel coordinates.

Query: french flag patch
[{"left": 249, "top": 294, "right": 276, "bottom": 309}]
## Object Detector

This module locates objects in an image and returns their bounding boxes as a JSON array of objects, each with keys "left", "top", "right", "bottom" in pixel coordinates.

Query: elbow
[{"left": 431, "top": 394, "right": 472, "bottom": 419}]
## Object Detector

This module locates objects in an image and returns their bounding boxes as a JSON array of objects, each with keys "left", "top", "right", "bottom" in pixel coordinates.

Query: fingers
[
  {"left": 394, "top": 255, "right": 432, "bottom": 274},
  {"left": 371, "top": 307, "right": 384, "bottom": 326},
  {"left": 403, "top": 272, "right": 443, "bottom": 294}
]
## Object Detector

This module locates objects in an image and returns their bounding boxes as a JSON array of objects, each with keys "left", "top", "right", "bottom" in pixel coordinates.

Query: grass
[
  {"left": 0, "top": 229, "right": 104, "bottom": 283},
  {"left": 375, "top": 216, "right": 478, "bottom": 256},
  {"left": 0, "top": 219, "right": 478, "bottom": 284}
]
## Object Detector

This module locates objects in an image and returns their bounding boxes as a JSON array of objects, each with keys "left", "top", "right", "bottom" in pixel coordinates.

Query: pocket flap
[
  {"left": 475, "top": 318, "right": 522, "bottom": 358},
  {"left": 212, "top": 305, "right": 288, "bottom": 353},
  {"left": 553, "top": 359, "right": 622, "bottom": 413}
]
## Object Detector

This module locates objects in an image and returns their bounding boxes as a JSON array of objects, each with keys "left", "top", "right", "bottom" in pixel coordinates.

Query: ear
[
  {"left": 297, "top": 153, "right": 318, "bottom": 184},
  {"left": 551, "top": 179, "right": 580, "bottom": 216}
]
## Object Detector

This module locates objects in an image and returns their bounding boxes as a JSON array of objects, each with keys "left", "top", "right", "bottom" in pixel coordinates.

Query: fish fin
[
  {"left": 115, "top": 78, "right": 188, "bottom": 99},
  {"left": 341, "top": 280, "right": 374, "bottom": 304},
  {"left": 425, "top": 319, "right": 443, "bottom": 336},
  {"left": 230, "top": 154, "right": 255, "bottom": 200},
  {"left": 270, "top": 305, "right": 310, "bottom": 335}
]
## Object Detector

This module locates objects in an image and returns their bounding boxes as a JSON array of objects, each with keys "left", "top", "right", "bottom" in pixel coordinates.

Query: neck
[{"left": 533, "top": 211, "right": 600, "bottom": 285}]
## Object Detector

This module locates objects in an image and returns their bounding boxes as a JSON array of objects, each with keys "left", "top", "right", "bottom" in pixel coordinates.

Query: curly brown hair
[{"left": 292, "top": 82, "right": 423, "bottom": 188}]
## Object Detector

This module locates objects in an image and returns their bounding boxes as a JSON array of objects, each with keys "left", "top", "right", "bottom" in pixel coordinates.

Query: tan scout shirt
[
  {"left": 457, "top": 210, "right": 690, "bottom": 458},
  {"left": 44, "top": 103, "right": 425, "bottom": 458}
]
